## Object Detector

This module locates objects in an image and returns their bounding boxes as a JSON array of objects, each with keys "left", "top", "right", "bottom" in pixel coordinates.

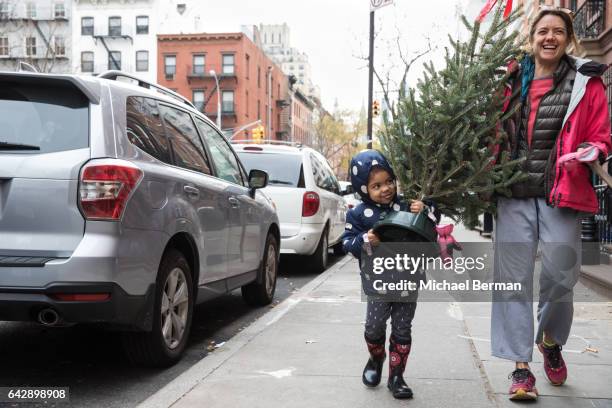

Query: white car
[
  {"left": 234, "top": 142, "right": 346, "bottom": 272},
  {"left": 339, "top": 180, "right": 362, "bottom": 210}
]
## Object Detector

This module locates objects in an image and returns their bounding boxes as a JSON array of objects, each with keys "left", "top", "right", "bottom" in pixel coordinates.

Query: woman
[{"left": 492, "top": 8, "right": 611, "bottom": 401}]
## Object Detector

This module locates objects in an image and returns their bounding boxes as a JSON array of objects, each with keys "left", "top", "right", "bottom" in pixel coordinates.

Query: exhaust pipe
[{"left": 37, "top": 308, "right": 60, "bottom": 326}]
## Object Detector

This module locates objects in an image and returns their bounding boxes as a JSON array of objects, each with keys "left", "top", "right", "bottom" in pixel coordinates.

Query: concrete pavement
[{"left": 138, "top": 225, "right": 612, "bottom": 408}]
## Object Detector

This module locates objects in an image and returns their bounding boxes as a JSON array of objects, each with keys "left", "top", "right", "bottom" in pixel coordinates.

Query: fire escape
[
  {"left": 4, "top": 4, "right": 69, "bottom": 70},
  {"left": 93, "top": 20, "right": 133, "bottom": 71}
]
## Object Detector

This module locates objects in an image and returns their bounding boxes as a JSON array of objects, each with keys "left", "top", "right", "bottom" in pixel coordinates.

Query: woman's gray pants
[{"left": 491, "top": 197, "right": 581, "bottom": 362}]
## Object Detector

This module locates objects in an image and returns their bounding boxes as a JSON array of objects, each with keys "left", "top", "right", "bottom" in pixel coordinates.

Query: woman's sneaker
[
  {"left": 508, "top": 368, "right": 538, "bottom": 400},
  {"left": 538, "top": 343, "right": 567, "bottom": 385}
]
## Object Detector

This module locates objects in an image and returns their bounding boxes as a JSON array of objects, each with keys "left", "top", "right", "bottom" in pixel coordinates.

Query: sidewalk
[{"left": 138, "top": 226, "right": 612, "bottom": 408}]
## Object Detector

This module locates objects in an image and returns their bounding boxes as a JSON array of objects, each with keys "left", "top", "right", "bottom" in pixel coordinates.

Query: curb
[
  {"left": 137, "top": 255, "right": 353, "bottom": 408},
  {"left": 581, "top": 265, "right": 612, "bottom": 290}
]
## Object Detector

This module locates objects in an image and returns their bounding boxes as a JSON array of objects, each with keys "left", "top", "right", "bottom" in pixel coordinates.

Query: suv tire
[
  {"left": 309, "top": 227, "right": 328, "bottom": 273},
  {"left": 122, "top": 249, "right": 194, "bottom": 367},
  {"left": 242, "top": 233, "right": 279, "bottom": 306}
]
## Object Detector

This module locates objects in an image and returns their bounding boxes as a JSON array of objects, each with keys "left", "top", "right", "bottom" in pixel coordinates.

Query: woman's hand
[
  {"left": 410, "top": 200, "right": 425, "bottom": 213},
  {"left": 367, "top": 229, "right": 380, "bottom": 247}
]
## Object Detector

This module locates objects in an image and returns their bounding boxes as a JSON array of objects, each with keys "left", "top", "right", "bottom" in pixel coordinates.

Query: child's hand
[
  {"left": 410, "top": 200, "right": 425, "bottom": 213},
  {"left": 367, "top": 229, "right": 380, "bottom": 247}
]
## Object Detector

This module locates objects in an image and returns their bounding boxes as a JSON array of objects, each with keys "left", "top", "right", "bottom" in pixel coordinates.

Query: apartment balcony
[
  {"left": 0, "top": 50, "right": 69, "bottom": 60},
  {"left": 92, "top": 28, "right": 134, "bottom": 43},
  {"left": 185, "top": 65, "right": 237, "bottom": 83},
  {"left": 276, "top": 99, "right": 290, "bottom": 108},
  {"left": 205, "top": 110, "right": 237, "bottom": 119},
  {"left": 574, "top": 0, "right": 606, "bottom": 39},
  {"left": 0, "top": 11, "right": 71, "bottom": 22}
]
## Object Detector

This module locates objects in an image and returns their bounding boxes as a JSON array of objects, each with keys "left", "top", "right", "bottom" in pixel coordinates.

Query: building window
[
  {"left": 569, "top": 0, "right": 577, "bottom": 11},
  {"left": 245, "top": 90, "right": 249, "bottom": 116},
  {"left": 26, "top": 2, "right": 36, "bottom": 19},
  {"left": 108, "top": 50, "right": 121, "bottom": 70},
  {"left": 222, "top": 54, "right": 234, "bottom": 74},
  {"left": 0, "top": 37, "right": 8, "bottom": 56},
  {"left": 81, "top": 17, "right": 93, "bottom": 35},
  {"left": 257, "top": 66, "right": 261, "bottom": 88},
  {"left": 108, "top": 16, "right": 121, "bottom": 36},
  {"left": 193, "top": 90, "right": 204, "bottom": 112},
  {"left": 25, "top": 37, "right": 36, "bottom": 56},
  {"left": 222, "top": 91, "right": 234, "bottom": 113},
  {"left": 81, "top": 51, "right": 93, "bottom": 72},
  {"left": 245, "top": 54, "right": 250, "bottom": 79},
  {"left": 193, "top": 54, "right": 205, "bottom": 75},
  {"left": 54, "top": 2, "right": 65, "bottom": 18},
  {"left": 164, "top": 55, "right": 176, "bottom": 79},
  {"left": 136, "top": 16, "right": 148, "bottom": 34},
  {"left": 0, "top": 2, "right": 9, "bottom": 20},
  {"left": 136, "top": 50, "right": 148, "bottom": 71},
  {"left": 257, "top": 100, "right": 260, "bottom": 120},
  {"left": 54, "top": 36, "right": 65, "bottom": 56}
]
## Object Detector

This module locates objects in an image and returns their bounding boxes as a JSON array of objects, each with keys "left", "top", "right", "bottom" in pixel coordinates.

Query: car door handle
[
  {"left": 228, "top": 196, "right": 240, "bottom": 208},
  {"left": 183, "top": 185, "right": 200, "bottom": 197}
]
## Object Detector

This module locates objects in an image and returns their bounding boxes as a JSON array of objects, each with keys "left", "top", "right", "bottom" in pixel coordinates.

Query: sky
[{"left": 180, "top": 0, "right": 487, "bottom": 113}]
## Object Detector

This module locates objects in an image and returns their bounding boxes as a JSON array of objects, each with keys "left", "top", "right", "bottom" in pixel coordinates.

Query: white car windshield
[{"left": 237, "top": 152, "right": 302, "bottom": 187}]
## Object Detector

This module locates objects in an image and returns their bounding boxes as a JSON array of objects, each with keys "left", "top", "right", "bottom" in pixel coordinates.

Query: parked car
[
  {"left": 338, "top": 180, "right": 362, "bottom": 210},
  {"left": 233, "top": 142, "right": 346, "bottom": 271},
  {"left": 0, "top": 70, "right": 280, "bottom": 367}
]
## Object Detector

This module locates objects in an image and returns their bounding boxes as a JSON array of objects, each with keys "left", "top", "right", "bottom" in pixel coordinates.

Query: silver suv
[{"left": 0, "top": 71, "right": 280, "bottom": 367}]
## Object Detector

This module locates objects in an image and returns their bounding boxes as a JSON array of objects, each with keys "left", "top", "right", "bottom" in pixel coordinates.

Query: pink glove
[{"left": 558, "top": 145, "right": 600, "bottom": 170}]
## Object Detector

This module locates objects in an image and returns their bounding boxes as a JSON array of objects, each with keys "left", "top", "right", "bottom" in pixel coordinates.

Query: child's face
[{"left": 367, "top": 168, "right": 396, "bottom": 205}]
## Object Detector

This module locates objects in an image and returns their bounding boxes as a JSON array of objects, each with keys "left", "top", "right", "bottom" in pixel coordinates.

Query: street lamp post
[
  {"left": 209, "top": 69, "right": 221, "bottom": 130},
  {"left": 267, "top": 66, "right": 272, "bottom": 140}
]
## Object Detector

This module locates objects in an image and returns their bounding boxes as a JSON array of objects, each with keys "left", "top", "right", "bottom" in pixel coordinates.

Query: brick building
[
  {"left": 157, "top": 32, "right": 289, "bottom": 140},
  {"left": 291, "top": 87, "right": 314, "bottom": 145}
]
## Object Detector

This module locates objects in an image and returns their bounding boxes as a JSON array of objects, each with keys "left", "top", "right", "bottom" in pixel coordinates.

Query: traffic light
[
  {"left": 252, "top": 125, "right": 265, "bottom": 143},
  {"left": 372, "top": 100, "right": 380, "bottom": 117}
]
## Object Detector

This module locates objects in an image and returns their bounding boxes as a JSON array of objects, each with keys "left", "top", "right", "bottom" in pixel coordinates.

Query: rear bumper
[
  {"left": 280, "top": 223, "right": 324, "bottom": 255},
  {"left": 0, "top": 282, "right": 155, "bottom": 331}
]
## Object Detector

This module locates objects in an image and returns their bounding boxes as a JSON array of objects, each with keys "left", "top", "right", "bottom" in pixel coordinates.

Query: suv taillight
[
  {"left": 302, "top": 191, "right": 320, "bottom": 217},
  {"left": 79, "top": 160, "right": 143, "bottom": 221}
]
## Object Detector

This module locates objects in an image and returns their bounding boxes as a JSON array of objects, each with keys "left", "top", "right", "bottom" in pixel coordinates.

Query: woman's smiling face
[{"left": 531, "top": 14, "right": 569, "bottom": 68}]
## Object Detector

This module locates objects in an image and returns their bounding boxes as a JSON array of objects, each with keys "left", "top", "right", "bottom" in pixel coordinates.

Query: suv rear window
[
  {"left": 237, "top": 151, "right": 303, "bottom": 187},
  {"left": 0, "top": 82, "right": 89, "bottom": 154}
]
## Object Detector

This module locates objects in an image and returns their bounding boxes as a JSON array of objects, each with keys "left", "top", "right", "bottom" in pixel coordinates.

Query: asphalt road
[{"left": 0, "top": 253, "right": 345, "bottom": 408}]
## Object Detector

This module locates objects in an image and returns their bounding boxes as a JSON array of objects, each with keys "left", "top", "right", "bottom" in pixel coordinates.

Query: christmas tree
[{"left": 379, "top": 3, "right": 526, "bottom": 226}]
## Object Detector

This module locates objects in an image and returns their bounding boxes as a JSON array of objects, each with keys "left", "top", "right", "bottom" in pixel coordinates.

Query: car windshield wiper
[{"left": 0, "top": 141, "right": 41, "bottom": 151}]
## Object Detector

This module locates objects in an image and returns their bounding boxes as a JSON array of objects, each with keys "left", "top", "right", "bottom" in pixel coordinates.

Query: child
[{"left": 342, "top": 150, "right": 434, "bottom": 400}]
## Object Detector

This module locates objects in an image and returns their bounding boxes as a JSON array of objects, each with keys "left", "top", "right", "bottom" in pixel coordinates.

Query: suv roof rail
[
  {"left": 97, "top": 70, "right": 196, "bottom": 110},
  {"left": 232, "top": 139, "right": 304, "bottom": 148}
]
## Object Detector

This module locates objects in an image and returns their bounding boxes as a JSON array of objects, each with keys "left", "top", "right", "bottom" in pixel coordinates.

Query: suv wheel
[
  {"left": 309, "top": 227, "right": 328, "bottom": 273},
  {"left": 242, "top": 234, "right": 279, "bottom": 306},
  {"left": 122, "top": 249, "right": 193, "bottom": 367}
]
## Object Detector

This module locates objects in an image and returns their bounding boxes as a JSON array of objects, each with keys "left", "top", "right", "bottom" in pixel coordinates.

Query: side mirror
[{"left": 248, "top": 169, "right": 268, "bottom": 191}]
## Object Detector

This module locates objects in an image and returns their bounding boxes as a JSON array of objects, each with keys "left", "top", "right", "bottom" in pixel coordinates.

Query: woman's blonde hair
[{"left": 525, "top": 9, "right": 581, "bottom": 56}]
